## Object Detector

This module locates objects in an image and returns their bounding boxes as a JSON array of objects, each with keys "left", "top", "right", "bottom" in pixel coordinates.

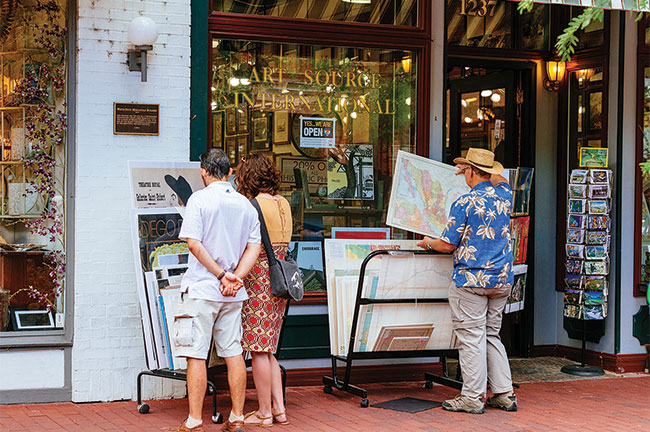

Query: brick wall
[{"left": 72, "top": 0, "right": 191, "bottom": 402}]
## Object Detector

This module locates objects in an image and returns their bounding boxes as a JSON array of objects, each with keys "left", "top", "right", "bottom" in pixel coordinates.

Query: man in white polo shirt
[{"left": 170, "top": 149, "right": 261, "bottom": 432}]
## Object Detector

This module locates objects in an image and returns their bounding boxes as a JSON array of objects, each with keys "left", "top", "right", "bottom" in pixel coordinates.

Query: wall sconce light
[
  {"left": 127, "top": 16, "right": 159, "bottom": 82},
  {"left": 576, "top": 68, "right": 595, "bottom": 88},
  {"left": 544, "top": 59, "right": 566, "bottom": 91},
  {"left": 401, "top": 56, "right": 412, "bottom": 74}
]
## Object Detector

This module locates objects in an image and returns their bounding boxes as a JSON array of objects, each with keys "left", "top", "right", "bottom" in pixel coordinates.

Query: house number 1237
[{"left": 460, "top": 0, "right": 498, "bottom": 17}]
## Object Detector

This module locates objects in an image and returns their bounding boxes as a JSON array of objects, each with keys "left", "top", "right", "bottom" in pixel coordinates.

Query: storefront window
[
  {"left": 568, "top": 67, "right": 605, "bottom": 168},
  {"left": 639, "top": 66, "right": 650, "bottom": 289},
  {"left": 213, "top": 0, "right": 418, "bottom": 26},
  {"left": 211, "top": 39, "right": 417, "bottom": 292},
  {"left": 447, "top": 0, "right": 512, "bottom": 49},
  {"left": 572, "top": 8, "right": 605, "bottom": 51},
  {"left": 0, "top": 2, "right": 68, "bottom": 334}
]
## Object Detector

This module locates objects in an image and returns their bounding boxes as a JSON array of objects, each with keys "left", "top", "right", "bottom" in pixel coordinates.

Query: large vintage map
[{"left": 387, "top": 151, "right": 469, "bottom": 238}]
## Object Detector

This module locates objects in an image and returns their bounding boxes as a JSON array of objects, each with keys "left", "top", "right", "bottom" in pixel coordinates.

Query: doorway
[{"left": 445, "top": 60, "right": 536, "bottom": 357}]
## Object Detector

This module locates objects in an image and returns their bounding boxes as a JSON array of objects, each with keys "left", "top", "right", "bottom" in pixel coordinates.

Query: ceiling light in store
[
  {"left": 299, "top": 90, "right": 304, "bottom": 95},
  {"left": 480, "top": 89, "right": 493, "bottom": 98},
  {"left": 343, "top": 116, "right": 348, "bottom": 123},
  {"left": 477, "top": 109, "right": 483, "bottom": 120},
  {"left": 350, "top": 112, "right": 358, "bottom": 119},
  {"left": 229, "top": 77, "right": 240, "bottom": 86},
  {"left": 211, "top": 87, "right": 216, "bottom": 91},
  {"left": 240, "top": 78, "right": 250, "bottom": 85},
  {"left": 466, "top": 97, "right": 477, "bottom": 103},
  {"left": 464, "top": 117, "right": 473, "bottom": 123},
  {"left": 461, "top": 99, "right": 468, "bottom": 107},
  {"left": 211, "top": 102, "right": 217, "bottom": 109},
  {"left": 405, "top": 97, "right": 411, "bottom": 106},
  {"left": 578, "top": 106, "right": 585, "bottom": 114},
  {"left": 491, "top": 93, "right": 501, "bottom": 103}
]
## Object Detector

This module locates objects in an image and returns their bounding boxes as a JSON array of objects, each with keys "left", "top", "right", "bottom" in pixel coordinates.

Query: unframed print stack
[
  {"left": 564, "top": 168, "right": 611, "bottom": 320},
  {"left": 324, "top": 239, "right": 455, "bottom": 356}
]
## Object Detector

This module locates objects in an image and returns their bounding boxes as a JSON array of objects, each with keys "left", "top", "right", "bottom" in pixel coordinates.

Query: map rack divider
[
  {"left": 322, "top": 249, "right": 462, "bottom": 408},
  {"left": 136, "top": 300, "right": 292, "bottom": 423}
]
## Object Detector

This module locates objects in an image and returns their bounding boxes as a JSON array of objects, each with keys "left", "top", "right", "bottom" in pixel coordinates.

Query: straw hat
[{"left": 453, "top": 148, "right": 504, "bottom": 175}]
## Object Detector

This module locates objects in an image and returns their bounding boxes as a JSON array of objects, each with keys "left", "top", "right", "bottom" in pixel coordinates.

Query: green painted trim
[
  {"left": 279, "top": 314, "right": 330, "bottom": 359},
  {"left": 190, "top": 1, "right": 209, "bottom": 161},
  {"left": 614, "top": 12, "right": 625, "bottom": 355}
]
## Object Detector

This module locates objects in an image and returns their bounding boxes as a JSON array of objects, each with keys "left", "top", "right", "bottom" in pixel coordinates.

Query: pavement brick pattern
[{"left": 1, "top": 377, "right": 649, "bottom": 431}]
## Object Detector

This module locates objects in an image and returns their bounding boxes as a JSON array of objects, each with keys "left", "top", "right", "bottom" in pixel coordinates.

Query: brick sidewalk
[{"left": 1, "top": 376, "right": 649, "bottom": 431}]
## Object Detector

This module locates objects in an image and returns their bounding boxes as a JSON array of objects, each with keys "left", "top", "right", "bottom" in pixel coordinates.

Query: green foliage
[
  {"left": 518, "top": 0, "right": 648, "bottom": 61},
  {"left": 641, "top": 160, "right": 650, "bottom": 176}
]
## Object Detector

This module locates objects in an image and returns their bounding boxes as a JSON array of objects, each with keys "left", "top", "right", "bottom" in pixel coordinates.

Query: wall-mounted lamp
[
  {"left": 401, "top": 56, "right": 412, "bottom": 74},
  {"left": 544, "top": 59, "right": 566, "bottom": 91},
  {"left": 127, "top": 16, "right": 159, "bottom": 82}
]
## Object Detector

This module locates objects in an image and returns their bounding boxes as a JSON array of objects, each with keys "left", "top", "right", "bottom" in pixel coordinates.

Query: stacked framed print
[{"left": 563, "top": 168, "right": 612, "bottom": 320}]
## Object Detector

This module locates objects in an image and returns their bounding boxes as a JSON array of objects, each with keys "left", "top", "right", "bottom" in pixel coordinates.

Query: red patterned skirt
[{"left": 241, "top": 242, "right": 289, "bottom": 353}]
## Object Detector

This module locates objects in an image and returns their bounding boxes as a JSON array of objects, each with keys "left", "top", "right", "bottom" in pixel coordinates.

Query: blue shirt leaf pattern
[{"left": 440, "top": 181, "right": 514, "bottom": 288}]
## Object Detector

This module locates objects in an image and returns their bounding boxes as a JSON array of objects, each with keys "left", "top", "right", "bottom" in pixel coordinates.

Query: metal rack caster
[
  {"left": 137, "top": 403, "right": 150, "bottom": 414},
  {"left": 212, "top": 413, "right": 223, "bottom": 424},
  {"left": 360, "top": 398, "right": 369, "bottom": 408},
  {"left": 323, "top": 385, "right": 333, "bottom": 394},
  {"left": 424, "top": 381, "right": 433, "bottom": 389}
]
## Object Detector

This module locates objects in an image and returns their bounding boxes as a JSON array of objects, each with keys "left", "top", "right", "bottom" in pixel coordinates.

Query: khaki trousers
[{"left": 448, "top": 283, "right": 513, "bottom": 400}]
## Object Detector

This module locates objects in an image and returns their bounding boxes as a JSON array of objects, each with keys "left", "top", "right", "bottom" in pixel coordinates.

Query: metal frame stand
[
  {"left": 322, "top": 250, "right": 463, "bottom": 407},
  {"left": 561, "top": 317, "right": 605, "bottom": 376},
  {"left": 137, "top": 301, "right": 292, "bottom": 422}
]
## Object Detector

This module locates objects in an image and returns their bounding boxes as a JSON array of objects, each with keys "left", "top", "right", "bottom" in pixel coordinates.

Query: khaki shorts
[{"left": 173, "top": 295, "right": 243, "bottom": 360}]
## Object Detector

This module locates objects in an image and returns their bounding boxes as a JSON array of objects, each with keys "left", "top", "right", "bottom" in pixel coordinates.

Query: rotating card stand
[
  {"left": 322, "top": 249, "right": 462, "bottom": 408},
  {"left": 560, "top": 316, "right": 605, "bottom": 376},
  {"left": 136, "top": 301, "right": 291, "bottom": 423}
]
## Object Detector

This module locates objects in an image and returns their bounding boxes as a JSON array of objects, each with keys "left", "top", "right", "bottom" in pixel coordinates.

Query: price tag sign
[{"left": 299, "top": 117, "right": 336, "bottom": 149}]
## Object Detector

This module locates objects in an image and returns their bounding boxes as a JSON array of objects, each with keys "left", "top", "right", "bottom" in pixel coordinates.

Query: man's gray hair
[{"left": 200, "top": 148, "right": 230, "bottom": 179}]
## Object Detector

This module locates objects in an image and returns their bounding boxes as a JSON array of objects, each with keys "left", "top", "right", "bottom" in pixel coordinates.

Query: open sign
[{"left": 300, "top": 117, "right": 336, "bottom": 149}]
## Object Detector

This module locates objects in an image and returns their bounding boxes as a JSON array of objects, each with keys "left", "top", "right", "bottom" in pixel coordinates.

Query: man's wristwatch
[
  {"left": 427, "top": 240, "right": 433, "bottom": 250},
  {"left": 217, "top": 270, "right": 226, "bottom": 280}
]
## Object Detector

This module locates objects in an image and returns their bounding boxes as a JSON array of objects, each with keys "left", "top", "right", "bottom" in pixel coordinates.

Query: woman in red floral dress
[{"left": 236, "top": 154, "right": 292, "bottom": 427}]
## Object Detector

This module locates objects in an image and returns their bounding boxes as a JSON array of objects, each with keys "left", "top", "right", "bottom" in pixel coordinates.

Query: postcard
[
  {"left": 569, "top": 199, "right": 586, "bottom": 214},
  {"left": 588, "top": 184, "right": 610, "bottom": 199},
  {"left": 570, "top": 169, "right": 589, "bottom": 184},
  {"left": 566, "top": 244, "right": 584, "bottom": 259},
  {"left": 584, "top": 291, "right": 604, "bottom": 306},
  {"left": 588, "top": 215, "right": 610, "bottom": 231},
  {"left": 564, "top": 304, "right": 583, "bottom": 319},
  {"left": 568, "top": 214, "right": 586, "bottom": 229},
  {"left": 565, "top": 275, "right": 583, "bottom": 290},
  {"left": 584, "top": 276, "right": 607, "bottom": 291},
  {"left": 585, "top": 245, "right": 608, "bottom": 260},
  {"left": 584, "top": 304, "right": 604, "bottom": 320},
  {"left": 569, "top": 184, "right": 587, "bottom": 199},
  {"left": 585, "top": 230, "right": 607, "bottom": 245},
  {"left": 567, "top": 229, "right": 584, "bottom": 244},
  {"left": 564, "top": 289, "right": 583, "bottom": 305},
  {"left": 584, "top": 260, "right": 608, "bottom": 275},
  {"left": 579, "top": 147, "right": 608, "bottom": 168},
  {"left": 566, "top": 259, "right": 584, "bottom": 275},
  {"left": 589, "top": 169, "right": 610, "bottom": 184},
  {"left": 588, "top": 200, "right": 608, "bottom": 214}
]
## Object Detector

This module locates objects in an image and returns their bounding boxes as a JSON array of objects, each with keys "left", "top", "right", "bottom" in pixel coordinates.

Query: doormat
[{"left": 371, "top": 397, "right": 442, "bottom": 413}]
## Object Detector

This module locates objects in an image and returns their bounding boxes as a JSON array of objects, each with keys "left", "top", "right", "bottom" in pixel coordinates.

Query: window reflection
[{"left": 640, "top": 67, "right": 650, "bottom": 286}]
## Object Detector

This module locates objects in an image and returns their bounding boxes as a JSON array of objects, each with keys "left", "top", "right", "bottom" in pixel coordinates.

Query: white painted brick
[{"left": 72, "top": 0, "right": 191, "bottom": 403}]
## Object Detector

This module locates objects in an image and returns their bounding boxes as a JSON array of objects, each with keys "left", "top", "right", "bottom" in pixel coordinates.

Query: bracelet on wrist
[
  {"left": 427, "top": 240, "right": 432, "bottom": 250},
  {"left": 217, "top": 270, "right": 226, "bottom": 280}
]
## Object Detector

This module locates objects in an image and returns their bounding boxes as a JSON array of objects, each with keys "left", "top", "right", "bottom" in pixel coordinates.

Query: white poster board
[{"left": 128, "top": 161, "right": 203, "bottom": 209}]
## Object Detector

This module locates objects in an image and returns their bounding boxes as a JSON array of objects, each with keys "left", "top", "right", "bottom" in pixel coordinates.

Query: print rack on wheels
[
  {"left": 136, "top": 301, "right": 290, "bottom": 424},
  {"left": 322, "top": 249, "right": 462, "bottom": 407}
]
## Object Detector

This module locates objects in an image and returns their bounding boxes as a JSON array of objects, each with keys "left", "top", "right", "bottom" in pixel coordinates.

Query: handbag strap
[{"left": 250, "top": 198, "right": 278, "bottom": 266}]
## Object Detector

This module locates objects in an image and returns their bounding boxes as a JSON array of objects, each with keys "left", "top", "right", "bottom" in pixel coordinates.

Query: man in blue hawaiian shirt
[{"left": 418, "top": 148, "right": 516, "bottom": 414}]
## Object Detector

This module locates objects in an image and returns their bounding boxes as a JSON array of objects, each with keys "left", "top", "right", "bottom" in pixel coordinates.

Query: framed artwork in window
[
  {"left": 212, "top": 110, "right": 224, "bottom": 148},
  {"left": 225, "top": 106, "right": 237, "bottom": 135},
  {"left": 237, "top": 104, "right": 248, "bottom": 134},
  {"left": 251, "top": 112, "right": 271, "bottom": 152},
  {"left": 273, "top": 111, "right": 289, "bottom": 144},
  {"left": 225, "top": 136, "right": 237, "bottom": 166},
  {"left": 237, "top": 134, "right": 248, "bottom": 161},
  {"left": 11, "top": 309, "right": 55, "bottom": 330}
]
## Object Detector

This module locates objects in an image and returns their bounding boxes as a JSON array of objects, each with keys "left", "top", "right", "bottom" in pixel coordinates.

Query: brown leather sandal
[
  {"left": 244, "top": 411, "right": 273, "bottom": 427},
  {"left": 272, "top": 411, "right": 290, "bottom": 425}
]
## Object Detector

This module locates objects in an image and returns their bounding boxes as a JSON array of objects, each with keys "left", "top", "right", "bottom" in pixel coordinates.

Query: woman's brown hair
[{"left": 236, "top": 153, "right": 282, "bottom": 199}]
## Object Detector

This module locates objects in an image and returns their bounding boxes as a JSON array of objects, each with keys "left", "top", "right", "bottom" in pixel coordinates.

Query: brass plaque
[{"left": 113, "top": 103, "right": 160, "bottom": 135}]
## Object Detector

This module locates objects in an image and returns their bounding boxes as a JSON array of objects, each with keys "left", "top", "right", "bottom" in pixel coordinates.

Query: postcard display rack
[
  {"left": 562, "top": 168, "right": 612, "bottom": 376},
  {"left": 322, "top": 244, "right": 462, "bottom": 408}
]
